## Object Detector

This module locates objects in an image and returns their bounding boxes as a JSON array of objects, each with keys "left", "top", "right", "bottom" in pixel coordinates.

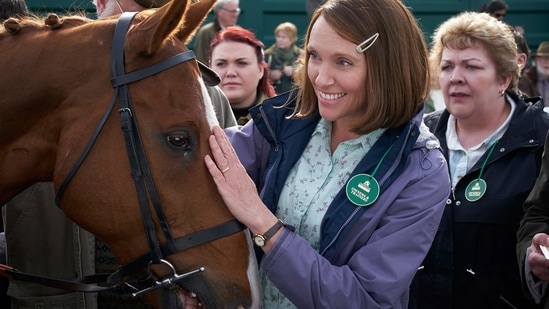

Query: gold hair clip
[{"left": 356, "top": 33, "right": 379, "bottom": 53}]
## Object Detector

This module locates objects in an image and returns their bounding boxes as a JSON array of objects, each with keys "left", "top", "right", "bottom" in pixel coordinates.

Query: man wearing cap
[
  {"left": 1, "top": 1, "right": 234, "bottom": 308},
  {"left": 519, "top": 41, "right": 549, "bottom": 102}
]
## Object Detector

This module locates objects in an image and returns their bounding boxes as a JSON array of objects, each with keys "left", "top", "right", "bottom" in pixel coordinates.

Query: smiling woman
[{"left": 201, "top": 0, "right": 451, "bottom": 308}]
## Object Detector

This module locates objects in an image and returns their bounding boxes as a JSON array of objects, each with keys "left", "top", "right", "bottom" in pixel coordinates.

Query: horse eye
[{"left": 167, "top": 133, "right": 190, "bottom": 148}]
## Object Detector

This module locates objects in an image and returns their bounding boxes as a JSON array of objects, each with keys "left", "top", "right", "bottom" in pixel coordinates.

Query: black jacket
[
  {"left": 410, "top": 92, "right": 549, "bottom": 309},
  {"left": 519, "top": 66, "right": 541, "bottom": 98}
]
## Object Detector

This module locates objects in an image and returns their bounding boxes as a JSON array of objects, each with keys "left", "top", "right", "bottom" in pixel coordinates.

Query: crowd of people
[{"left": 2, "top": 0, "right": 549, "bottom": 308}]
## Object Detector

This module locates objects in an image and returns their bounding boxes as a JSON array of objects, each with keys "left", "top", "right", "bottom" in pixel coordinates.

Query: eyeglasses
[{"left": 220, "top": 7, "right": 241, "bottom": 15}]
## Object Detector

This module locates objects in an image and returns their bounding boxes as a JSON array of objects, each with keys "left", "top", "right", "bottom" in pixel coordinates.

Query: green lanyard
[
  {"left": 346, "top": 143, "right": 395, "bottom": 207},
  {"left": 464, "top": 140, "right": 498, "bottom": 202}
]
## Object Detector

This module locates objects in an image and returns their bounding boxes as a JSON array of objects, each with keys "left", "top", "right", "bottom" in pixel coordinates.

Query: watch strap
[{"left": 262, "top": 219, "right": 284, "bottom": 241}]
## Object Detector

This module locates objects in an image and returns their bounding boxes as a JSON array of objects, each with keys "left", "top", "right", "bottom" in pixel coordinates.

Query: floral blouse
[{"left": 260, "top": 118, "right": 385, "bottom": 308}]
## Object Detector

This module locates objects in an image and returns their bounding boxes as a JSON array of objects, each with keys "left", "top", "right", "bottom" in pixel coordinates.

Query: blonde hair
[
  {"left": 274, "top": 22, "right": 298, "bottom": 43},
  {"left": 292, "top": 0, "right": 429, "bottom": 134},
  {"left": 430, "top": 12, "right": 519, "bottom": 91}
]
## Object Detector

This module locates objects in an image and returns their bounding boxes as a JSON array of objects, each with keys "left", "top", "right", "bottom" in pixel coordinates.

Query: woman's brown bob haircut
[{"left": 292, "top": 0, "right": 430, "bottom": 135}]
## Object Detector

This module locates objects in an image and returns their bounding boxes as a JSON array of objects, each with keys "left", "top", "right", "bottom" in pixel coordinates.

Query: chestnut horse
[{"left": 0, "top": 0, "right": 258, "bottom": 308}]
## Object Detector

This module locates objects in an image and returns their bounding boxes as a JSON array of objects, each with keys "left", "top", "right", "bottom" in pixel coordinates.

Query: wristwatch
[{"left": 253, "top": 219, "right": 284, "bottom": 247}]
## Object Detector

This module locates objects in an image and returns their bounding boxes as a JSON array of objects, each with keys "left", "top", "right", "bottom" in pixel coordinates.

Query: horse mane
[
  {"left": 1, "top": 7, "right": 202, "bottom": 46},
  {"left": 1, "top": 13, "right": 92, "bottom": 35}
]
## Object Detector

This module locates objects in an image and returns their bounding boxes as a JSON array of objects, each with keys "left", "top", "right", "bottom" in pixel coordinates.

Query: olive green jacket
[{"left": 3, "top": 182, "right": 96, "bottom": 309}]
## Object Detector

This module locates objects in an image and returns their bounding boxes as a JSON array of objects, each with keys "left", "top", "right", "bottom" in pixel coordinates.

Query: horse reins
[{"left": 1, "top": 12, "right": 245, "bottom": 296}]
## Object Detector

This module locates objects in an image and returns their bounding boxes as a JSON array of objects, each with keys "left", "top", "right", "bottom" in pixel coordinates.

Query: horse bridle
[{"left": 3, "top": 12, "right": 246, "bottom": 295}]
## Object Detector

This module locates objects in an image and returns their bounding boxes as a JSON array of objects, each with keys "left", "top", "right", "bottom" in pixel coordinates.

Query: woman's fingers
[{"left": 207, "top": 125, "right": 238, "bottom": 172}]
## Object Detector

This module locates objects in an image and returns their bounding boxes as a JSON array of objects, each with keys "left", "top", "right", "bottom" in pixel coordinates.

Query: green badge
[
  {"left": 465, "top": 179, "right": 487, "bottom": 202},
  {"left": 346, "top": 174, "right": 380, "bottom": 207}
]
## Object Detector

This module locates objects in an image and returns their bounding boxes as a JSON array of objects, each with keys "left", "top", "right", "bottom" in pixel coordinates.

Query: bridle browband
[{"left": 1, "top": 12, "right": 245, "bottom": 296}]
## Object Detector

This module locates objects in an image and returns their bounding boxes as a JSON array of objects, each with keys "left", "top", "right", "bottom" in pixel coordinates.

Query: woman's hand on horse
[{"left": 204, "top": 126, "right": 282, "bottom": 251}]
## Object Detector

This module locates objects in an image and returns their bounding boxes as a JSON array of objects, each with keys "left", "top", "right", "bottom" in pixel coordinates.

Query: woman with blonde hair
[
  {"left": 264, "top": 22, "right": 303, "bottom": 94},
  {"left": 411, "top": 11, "right": 549, "bottom": 309}
]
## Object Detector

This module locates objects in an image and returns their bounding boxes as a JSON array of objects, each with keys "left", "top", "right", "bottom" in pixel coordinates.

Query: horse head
[{"left": 0, "top": 0, "right": 258, "bottom": 308}]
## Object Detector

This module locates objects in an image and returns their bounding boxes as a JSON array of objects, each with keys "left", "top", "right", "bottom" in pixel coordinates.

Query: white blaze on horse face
[
  {"left": 199, "top": 78, "right": 260, "bottom": 308},
  {"left": 198, "top": 78, "right": 220, "bottom": 129},
  {"left": 246, "top": 232, "right": 261, "bottom": 309},
  {"left": 198, "top": 77, "right": 259, "bottom": 307}
]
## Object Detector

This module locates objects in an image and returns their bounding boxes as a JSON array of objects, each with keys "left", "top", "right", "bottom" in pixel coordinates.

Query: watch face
[{"left": 254, "top": 235, "right": 266, "bottom": 247}]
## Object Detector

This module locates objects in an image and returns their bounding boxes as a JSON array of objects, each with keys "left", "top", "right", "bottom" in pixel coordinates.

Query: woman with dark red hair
[{"left": 209, "top": 26, "right": 276, "bottom": 125}]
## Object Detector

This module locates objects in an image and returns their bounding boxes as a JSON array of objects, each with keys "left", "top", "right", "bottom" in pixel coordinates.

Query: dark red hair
[{"left": 209, "top": 26, "right": 276, "bottom": 97}]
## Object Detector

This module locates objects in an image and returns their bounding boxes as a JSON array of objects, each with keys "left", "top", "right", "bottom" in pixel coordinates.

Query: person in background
[
  {"left": 516, "top": 129, "right": 549, "bottom": 308},
  {"left": 305, "top": 0, "right": 326, "bottom": 19},
  {"left": 193, "top": 0, "right": 239, "bottom": 64},
  {"left": 519, "top": 41, "right": 549, "bottom": 101},
  {"left": 479, "top": 0, "right": 525, "bottom": 35},
  {"left": 264, "top": 22, "right": 303, "bottom": 94},
  {"left": 410, "top": 11, "right": 549, "bottom": 309},
  {"left": 209, "top": 26, "right": 275, "bottom": 125},
  {"left": 203, "top": 0, "right": 450, "bottom": 307},
  {"left": 0, "top": 0, "right": 27, "bottom": 20},
  {"left": 425, "top": 21, "right": 533, "bottom": 113},
  {"left": 95, "top": 0, "right": 145, "bottom": 13},
  {"left": 3, "top": 184, "right": 97, "bottom": 309},
  {"left": 479, "top": 0, "right": 508, "bottom": 21},
  {"left": 512, "top": 25, "right": 530, "bottom": 75}
]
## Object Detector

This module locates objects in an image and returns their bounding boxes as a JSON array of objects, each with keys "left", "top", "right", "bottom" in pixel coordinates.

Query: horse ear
[
  {"left": 127, "top": 0, "right": 193, "bottom": 55},
  {"left": 176, "top": 0, "right": 217, "bottom": 44}
]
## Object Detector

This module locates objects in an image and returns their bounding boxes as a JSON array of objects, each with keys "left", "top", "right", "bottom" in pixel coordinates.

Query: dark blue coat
[
  {"left": 227, "top": 90, "right": 450, "bottom": 308},
  {"left": 410, "top": 92, "right": 549, "bottom": 309}
]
